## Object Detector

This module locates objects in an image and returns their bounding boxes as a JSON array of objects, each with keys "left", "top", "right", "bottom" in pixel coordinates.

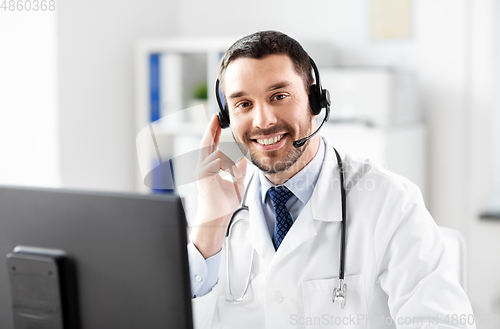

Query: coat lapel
[
  {"left": 270, "top": 141, "right": 344, "bottom": 267},
  {"left": 246, "top": 170, "right": 275, "bottom": 266},
  {"left": 244, "top": 140, "right": 344, "bottom": 270},
  {"left": 270, "top": 200, "right": 317, "bottom": 266},
  {"left": 310, "top": 143, "right": 343, "bottom": 224}
]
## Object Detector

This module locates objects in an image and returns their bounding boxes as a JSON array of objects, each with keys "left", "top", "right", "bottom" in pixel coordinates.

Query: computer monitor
[{"left": 0, "top": 185, "right": 193, "bottom": 329}]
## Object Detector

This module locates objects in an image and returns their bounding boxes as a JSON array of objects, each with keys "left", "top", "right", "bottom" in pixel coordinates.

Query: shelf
[{"left": 480, "top": 212, "right": 500, "bottom": 220}]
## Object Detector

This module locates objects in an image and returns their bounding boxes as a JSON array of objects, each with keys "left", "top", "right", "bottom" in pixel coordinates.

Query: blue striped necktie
[{"left": 268, "top": 186, "right": 294, "bottom": 250}]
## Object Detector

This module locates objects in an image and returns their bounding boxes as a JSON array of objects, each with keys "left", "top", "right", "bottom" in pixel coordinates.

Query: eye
[
  {"left": 272, "top": 94, "right": 287, "bottom": 101},
  {"left": 235, "top": 101, "right": 252, "bottom": 109}
]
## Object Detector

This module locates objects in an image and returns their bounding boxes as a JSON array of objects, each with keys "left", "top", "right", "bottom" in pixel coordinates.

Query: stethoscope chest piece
[{"left": 332, "top": 278, "right": 347, "bottom": 309}]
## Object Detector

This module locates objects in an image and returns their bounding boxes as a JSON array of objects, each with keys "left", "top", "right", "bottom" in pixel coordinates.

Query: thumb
[{"left": 235, "top": 157, "right": 247, "bottom": 184}]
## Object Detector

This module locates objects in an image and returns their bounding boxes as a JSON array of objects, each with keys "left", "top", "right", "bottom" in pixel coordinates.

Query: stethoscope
[{"left": 224, "top": 147, "right": 348, "bottom": 308}]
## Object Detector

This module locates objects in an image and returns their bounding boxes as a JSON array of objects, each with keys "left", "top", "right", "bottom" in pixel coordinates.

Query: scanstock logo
[{"left": 136, "top": 105, "right": 246, "bottom": 191}]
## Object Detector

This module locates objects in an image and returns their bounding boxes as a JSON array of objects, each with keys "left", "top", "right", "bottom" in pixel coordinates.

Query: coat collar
[
  {"left": 258, "top": 138, "right": 326, "bottom": 206},
  {"left": 310, "top": 137, "right": 343, "bottom": 223},
  {"left": 244, "top": 137, "right": 343, "bottom": 265}
]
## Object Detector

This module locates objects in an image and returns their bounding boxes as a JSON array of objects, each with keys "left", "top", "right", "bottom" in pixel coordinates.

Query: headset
[{"left": 215, "top": 56, "right": 331, "bottom": 148}]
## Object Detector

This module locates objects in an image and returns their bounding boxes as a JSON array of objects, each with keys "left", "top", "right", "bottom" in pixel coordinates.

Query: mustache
[{"left": 244, "top": 123, "right": 293, "bottom": 141}]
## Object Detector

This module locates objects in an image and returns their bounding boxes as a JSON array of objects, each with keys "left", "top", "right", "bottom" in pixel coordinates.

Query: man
[{"left": 188, "top": 31, "right": 475, "bottom": 328}]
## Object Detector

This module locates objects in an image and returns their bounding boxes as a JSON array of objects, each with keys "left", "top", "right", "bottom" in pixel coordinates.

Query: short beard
[
  {"left": 250, "top": 139, "right": 308, "bottom": 174},
  {"left": 233, "top": 115, "right": 312, "bottom": 175}
]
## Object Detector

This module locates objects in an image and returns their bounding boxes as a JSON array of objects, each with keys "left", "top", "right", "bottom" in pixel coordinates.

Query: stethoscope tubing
[
  {"left": 225, "top": 148, "right": 347, "bottom": 304},
  {"left": 333, "top": 148, "right": 346, "bottom": 281},
  {"left": 225, "top": 175, "right": 254, "bottom": 302}
]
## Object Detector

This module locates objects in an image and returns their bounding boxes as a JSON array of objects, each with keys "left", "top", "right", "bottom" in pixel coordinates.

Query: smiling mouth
[{"left": 253, "top": 134, "right": 286, "bottom": 146}]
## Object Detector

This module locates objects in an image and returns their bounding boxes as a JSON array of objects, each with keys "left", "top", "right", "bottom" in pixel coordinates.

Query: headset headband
[{"left": 215, "top": 56, "right": 330, "bottom": 128}]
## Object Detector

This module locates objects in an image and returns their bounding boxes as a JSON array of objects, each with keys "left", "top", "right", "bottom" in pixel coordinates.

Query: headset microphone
[
  {"left": 292, "top": 57, "right": 331, "bottom": 148},
  {"left": 292, "top": 101, "right": 330, "bottom": 148},
  {"left": 215, "top": 56, "right": 331, "bottom": 147}
]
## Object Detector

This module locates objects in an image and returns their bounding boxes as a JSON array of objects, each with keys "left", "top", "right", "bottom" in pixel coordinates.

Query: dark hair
[{"left": 218, "top": 30, "right": 314, "bottom": 96}]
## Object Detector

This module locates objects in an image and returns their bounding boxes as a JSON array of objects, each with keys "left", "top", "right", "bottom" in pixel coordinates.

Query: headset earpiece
[
  {"left": 308, "top": 84, "right": 322, "bottom": 115},
  {"left": 215, "top": 79, "right": 231, "bottom": 129},
  {"left": 308, "top": 57, "right": 331, "bottom": 116},
  {"left": 218, "top": 104, "right": 230, "bottom": 129}
]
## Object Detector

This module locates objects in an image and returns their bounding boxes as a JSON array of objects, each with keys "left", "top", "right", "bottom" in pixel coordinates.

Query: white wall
[
  {"left": 175, "top": 0, "right": 468, "bottom": 225},
  {"left": 173, "top": 0, "right": 499, "bottom": 319},
  {"left": 54, "top": 0, "right": 500, "bottom": 319},
  {"left": 56, "top": 0, "right": 473, "bottom": 217},
  {"left": 176, "top": 0, "right": 413, "bottom": 68},
  {"left": 57, "top": 0, "right": 178, "bottom": 192},
  {"left": 467, "top": 0, "right": 500, "bottom": 318},
  {"left": 0, "top": 11, "right": 59, "bottom": 187}
]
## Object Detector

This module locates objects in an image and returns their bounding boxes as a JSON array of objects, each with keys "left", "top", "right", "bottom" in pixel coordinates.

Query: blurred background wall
[
  {"left": 0, "top": 11, "right": 59, "bottom": 187},
  {"left": 1, "top": 0, "right": 500, "bottom": 324}
]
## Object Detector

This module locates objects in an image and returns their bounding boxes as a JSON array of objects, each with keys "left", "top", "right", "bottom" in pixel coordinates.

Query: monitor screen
[{"left": 0, "top": 185, "right": 193, "bottom": 329}]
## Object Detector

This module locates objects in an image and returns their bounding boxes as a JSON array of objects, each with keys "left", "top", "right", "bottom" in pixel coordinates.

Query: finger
[
  {"left": 196, "top": 158, "right": 223, "bottom": 180},
  {"left": 198, "top": 149, "right": 243, "bottom": 179},
  {"left": 235, "top": 157, "right": 247, "bottom": 184},
  {"left": 200, "top": 149, "right": 238, "bottom": 176},
  {"left": 199, "top": 114, "right": 220, "bottom": 160},
  {"left": 198, "top": 150, "right": 220, "bottom": 169},
  {"left": 234, "top": 158, "right": 248, "bottom": 203},
  {"left": 215, "top": 164, "right": 242, "bottom": 204},
  {"left": 218, "top": 151, "right": 244, "bottom": 179},
  {"left": 213, "top": 118, "right": 222, "bottom": 150},
  {"left": 230, "top": 175, "right": 242, "bottom": 204},
  {"left": 213, "top": 175, "right": 242, "bottom": 207}
]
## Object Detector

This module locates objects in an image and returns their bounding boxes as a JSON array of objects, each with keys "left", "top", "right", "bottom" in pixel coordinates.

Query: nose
[{"left": 253, "top": 102, "right": 277, "bottom": 129}]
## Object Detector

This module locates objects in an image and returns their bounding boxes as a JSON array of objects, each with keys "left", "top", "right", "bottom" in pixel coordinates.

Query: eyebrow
[
  {"left": 227, "top": 81, "right": 291, "bottom": 100},
  {"left": 227, "top": 91, "right": 247, "bottom": 100},
  {"left": 267, "top": 81, "right": 290, "bottom": 92}
]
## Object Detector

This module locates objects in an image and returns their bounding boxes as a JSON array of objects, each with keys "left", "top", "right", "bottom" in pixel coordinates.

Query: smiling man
[
  {"left": 188, "top": 31, "right": 475, "bottom": 329},
  {"left": 225, "top": 52, "right": 317, "bottom": 184}
]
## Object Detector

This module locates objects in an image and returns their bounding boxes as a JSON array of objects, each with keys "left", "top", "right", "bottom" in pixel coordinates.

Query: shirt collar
[{"left": 259, "top": 137, "right": 326, "bottom": 205}]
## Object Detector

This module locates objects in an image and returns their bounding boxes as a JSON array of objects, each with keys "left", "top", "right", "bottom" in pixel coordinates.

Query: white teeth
[{"left": 256, "top": 135, "right": 283, "bottom": 146}]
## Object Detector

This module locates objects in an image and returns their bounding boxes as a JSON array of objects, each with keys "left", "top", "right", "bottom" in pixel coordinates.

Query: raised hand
[{"left": 191, "top": 114, "right": 247, "bottom": 258}]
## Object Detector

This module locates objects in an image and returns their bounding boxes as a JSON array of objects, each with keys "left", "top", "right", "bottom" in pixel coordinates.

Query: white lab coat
[{"left": 192, "top": 139, "right": 475, "bottom": 329}]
